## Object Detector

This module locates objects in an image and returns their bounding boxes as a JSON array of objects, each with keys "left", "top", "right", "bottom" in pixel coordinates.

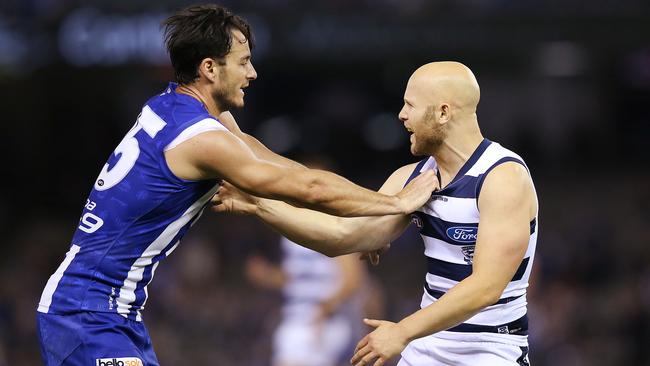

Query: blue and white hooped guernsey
[
  {"left": 279, "top": 237, "right": 342, "bottom": 322},
  {"left": 406, "top": 139, "right": 538, "bottom": 346},
  {"left": 38, "top": 83, "right": 228, "bottom": 321}
]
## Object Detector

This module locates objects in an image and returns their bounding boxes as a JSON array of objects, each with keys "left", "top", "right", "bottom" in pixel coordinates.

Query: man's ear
[
  {"left": 198, "top": 58, "right": 220, "bottom": 83},
  {"left": 439, "top": 103, "right": 451, "bottom": 125}
]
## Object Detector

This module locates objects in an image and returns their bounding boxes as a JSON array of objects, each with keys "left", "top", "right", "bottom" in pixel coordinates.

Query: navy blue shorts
[{"left": 37, "top": 311, "right": 160, "bottom": 366}]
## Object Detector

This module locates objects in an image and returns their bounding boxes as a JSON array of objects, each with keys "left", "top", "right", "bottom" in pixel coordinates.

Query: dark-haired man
[{"left": 35, "top": 5, "right": 436, "bottom": 365}]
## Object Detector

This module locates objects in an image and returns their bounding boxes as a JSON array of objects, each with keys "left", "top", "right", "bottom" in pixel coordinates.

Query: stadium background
[{"left": 1, "top": 0, "right": 649, "bottom": 365}]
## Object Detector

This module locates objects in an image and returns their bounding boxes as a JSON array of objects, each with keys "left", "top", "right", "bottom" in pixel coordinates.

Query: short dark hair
[{"left": 163, "top": 4, "right": 254, "bottom": 84}]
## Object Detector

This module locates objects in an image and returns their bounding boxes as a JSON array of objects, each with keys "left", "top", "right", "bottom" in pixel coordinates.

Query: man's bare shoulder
[
  {"left": 165, "top": 129, "right": 245, "bottom": 180},
  {"left": 478, "top": 161, "right": 537, "bottom": 217}
]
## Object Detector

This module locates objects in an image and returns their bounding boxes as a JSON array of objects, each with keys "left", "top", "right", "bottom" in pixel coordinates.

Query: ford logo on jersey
[{"left": 446, "top": 227, "right": 478, "bottom": 243}]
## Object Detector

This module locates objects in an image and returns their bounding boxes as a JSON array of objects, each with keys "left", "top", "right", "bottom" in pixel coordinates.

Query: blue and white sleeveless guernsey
[
  {"left": 38, "top": 83, "right": 227, "bottom": 322},
  {"left": 280, "top": 236, "right": 344, "bottom": 322},
  {"left": 274, "top": 237, "right": 361, "bottom": 365},
  {"left": 405, "top": 139, "right": 538, "bottom": 346}
]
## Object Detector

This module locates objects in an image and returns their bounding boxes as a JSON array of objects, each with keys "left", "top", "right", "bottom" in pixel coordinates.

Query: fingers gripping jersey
[{"left": 38, "top": 83, "right": 227, "bottom": 321}]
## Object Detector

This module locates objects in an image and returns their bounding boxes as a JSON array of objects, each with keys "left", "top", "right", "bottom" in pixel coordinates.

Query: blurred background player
[
  {"left": 246, "top": 239, "right": 365, "bottom": 366},
  {"left": 244, "top": 158, "right": 378, "bottom": 366}
]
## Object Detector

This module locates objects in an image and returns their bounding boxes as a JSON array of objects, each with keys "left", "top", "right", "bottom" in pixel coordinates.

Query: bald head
[
  {"left": 399, "top": 61, "right": 483, "bottom": 156},
  {"left": 407, "top": 61, "right": 480, "bottom": 113}
]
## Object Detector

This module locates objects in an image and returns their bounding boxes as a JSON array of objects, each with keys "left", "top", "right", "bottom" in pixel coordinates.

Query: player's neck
[
  {"left": 176, "top": 83, "right": 223, "bottom": 116},
  {"left": 433, "top": 124, "right": 483, "bottom": 185}
]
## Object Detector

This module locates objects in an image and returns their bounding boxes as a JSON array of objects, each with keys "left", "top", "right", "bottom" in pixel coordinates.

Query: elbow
[
  {"left": 319, "top": 242, "right": 346, "bottom": 258},
  {"left": 320, "top": 242, "right": 347, "bottom": 259},
  {"left": 471, "top": 277, "right": 506, "bottom": 308},
  {"left": 302, "top": 176, "right": 330, "bottom": 207},
  {"left": 321, "top": 247, "right": 341, "bottom": 258},
  {"left": 480, "top": 286, "right": 506, "bottom": 308},
  {"left": 322, "top": 245, "right": 354, "bottom": 258},
  {"left": 321, "top": 224, "right": 354, "bottom": 258},
  {"left": 482, "top": 290, "right": 503, "bottom": 307},
  {"left": 290, "top": 170, "right": 337, "bottom": 209}
]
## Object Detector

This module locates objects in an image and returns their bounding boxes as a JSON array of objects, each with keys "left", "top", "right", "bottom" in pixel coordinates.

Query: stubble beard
[
  {"left": 427, "top": 127, "right": 446, "bottom": 155},
  {"left": 413, "top": 113, "right": 447, "bottom": 156},
  {"left": 412, "top": 136, "right": 444, "bottom": 156},
  {"left": 212, "top": 87, "right": 241, "bottom": 112}
]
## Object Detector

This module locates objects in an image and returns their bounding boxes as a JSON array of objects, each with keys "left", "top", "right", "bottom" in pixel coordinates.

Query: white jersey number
[
  {"left": 78, "top": 212, "right": 104, "bottom": 233},
  {"left": 94, "top": 123, "right": 140, "bottom": 191},
  {"left": 94, "top": 106, "right": 166, "bottom": 191}
]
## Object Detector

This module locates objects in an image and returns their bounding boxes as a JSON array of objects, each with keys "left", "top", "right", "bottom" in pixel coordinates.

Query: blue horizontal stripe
[
  {"left": 427, "top": 256, "right": 530, "bottom": 282},
  {"left": 447, "top": 314, "right": 528, "bottom": 336},
  {"left": 417, "top": 212, "right": 537, "bottom": 245},
  {"left": 416, "top": 212, "right": 478, "bottom": 246},
  {"left": 424, "top": 282, "right": 523, "bottom": 305},
  {"left": 427, "top": 257, "right": 472, "bottom": 281},
  {"left": 436, "top": 175, "right": 481, "bottom": 198}
]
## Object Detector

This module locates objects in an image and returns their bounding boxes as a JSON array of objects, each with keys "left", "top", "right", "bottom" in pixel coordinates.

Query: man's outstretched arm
[
  {"left": 212, "top": 163, "right": 423, "bottom": 256},
  {"left": 166, "top": 129, "right": 436, "bottom": 217}
]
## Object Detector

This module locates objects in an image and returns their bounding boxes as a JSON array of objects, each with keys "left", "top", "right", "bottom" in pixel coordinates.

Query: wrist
[
  {"left": 256, "top": 197, "right": 282, "bottom": 217},
  {"left": 396, "top": 318, "right": 420, "bottom": 343},
  {"left": 252, "top": 197, "right": 266, "bottom": 216},
  {"left": 384, "top": 194, "right": 402, "bottom": 215},
  {"left": 391, "top": 194, "right": 408, "bottom": 215}
]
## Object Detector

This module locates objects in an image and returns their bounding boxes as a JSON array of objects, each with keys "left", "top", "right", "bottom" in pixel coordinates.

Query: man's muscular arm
[
  {"left": 212, "top": 163, "right": 423, "bottom": 256},
  {"left": 166, "top": 130, "right": 436, "bottom": 217}
]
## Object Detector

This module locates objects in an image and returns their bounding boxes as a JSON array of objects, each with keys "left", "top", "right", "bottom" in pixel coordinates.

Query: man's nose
[
  {"left": 398, "top": 109, "right": 407, "bottom": 122},
  {"left": 247, "top": 63, "right": 257, "bottom": 80}
]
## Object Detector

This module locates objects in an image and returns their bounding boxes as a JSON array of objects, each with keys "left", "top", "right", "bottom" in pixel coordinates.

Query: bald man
[{"left": 213, "top": 62, "right": 538, "bottom": 366}]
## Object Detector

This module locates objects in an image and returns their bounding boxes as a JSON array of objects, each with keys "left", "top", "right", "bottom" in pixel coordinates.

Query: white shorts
[
  {"left": 272, "top": 314, "right": 352, "bottom": 366},
  {"left": 397, "top": 333, "right": 530, "bottom": 366}
]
